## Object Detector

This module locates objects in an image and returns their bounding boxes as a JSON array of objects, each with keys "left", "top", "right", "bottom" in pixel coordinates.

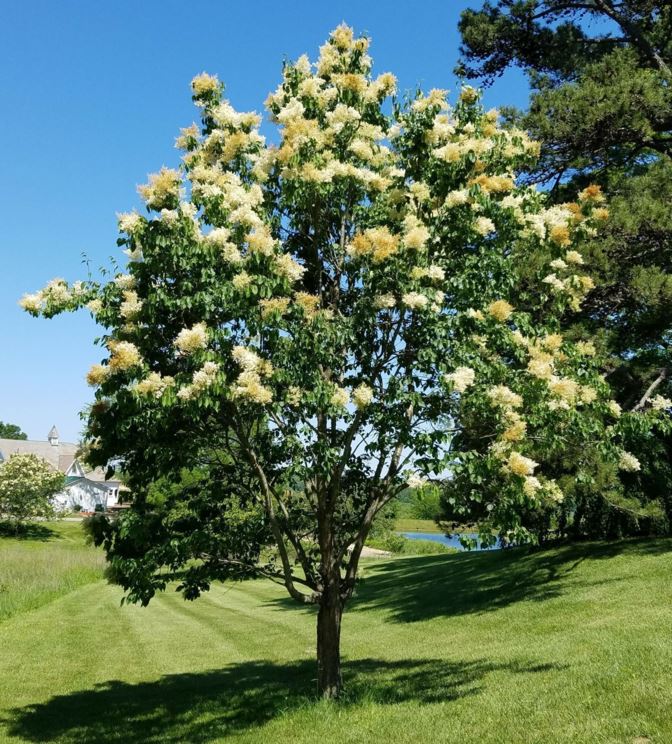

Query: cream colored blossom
[
  {"left": 352, "top": 384, "right": 374, "bottom": 409},
  {"left": 174, "top": 323, "right": 208, "bottom": 355},
  {"left": 466, "top": 308, "right": 484, "bottom": 321},
  {"left": 373, "top": 294, "right": 395, "bottom": 309},
  {"left": 459, "top": 85, "right": 479, "bottom": 104},
  {"left": 406, "top": 472, "right": 428, "bottom": 489},
  {"left": 412, "top": 265, "right": 445, "bottom": 282},
  {"left": 260, "top": 297, "right": 290, "bottom": 318},
  {"left": 575, "top": 340, "right": 596, "bottom": 356},
  {"left": 232, "top": 370, "right": 273, "bottom": 404},
  {"left": 232, "top": 345, "right": 266, "bottom": 373},
  {"left": 402, "top": 292, "right": 429, "bottom": 310},
  {"left": 487, "top": 299, "right": 513, "bottom": 322},
  {"left": 505, "top": 451, "right": 538, "bottom": 477},
  {"left": 545, "top": 481, "right": 565, "bottom": 503},
  {"left": 503, "top": 418, "right": 527, "bottom": 442},
  {"left": 330, "top": 386, "right": 350, "bottom": 408},
  {"left": 651, "top": 395, "right": 672, "bottom": 410},
  {"left": 135, "top": 372, "right": 174, "bottom": 398},
  {"left": 619, "top": 451, "right": 641, "bottom": 472},
  {"left": 247, "top": 227, "right": 277, "bottom": 256},
  {"left": 108, "top": 341, "right": 142, "bottom": 373},
  {"left": 86, "top": 364, "right": 109, "bottom": 387},
  {"left": 413, "top": 88, "right": 448, "bottom": 112},
  {"left": 19, "top": 292, "right": 44, "bottom": 313},
  {"left": 114, "top": 274, "right": 136, "bottom": 290},
  {"left": 274, "top": 254, "right": 306, "bottom": 283},
  {"left": 87, "top": 299, "right": 103, "bottom": 316},
  {"left": 347, "top": 227, "right": 399, "bottom": 262},
  {"left": 474, "top": 216, "right": 495, "bottom": 236},
  {"left": 548, "top": 376, "right": 579, "bottom": 402},
  {"left": 286, "top": 386, "right": 302, "bottom": 406},
  {"left": 434, "top": 143, "right": 461, "bottom": 162},
  {"left": 117, "top": 211, "right": 143, "bottom": 235},
  {"left": 527, "top": 351, "right": 554, "bottom": 379},
  {"left": 488, "top": 385, "right": 523, "bottom": 409},
  {"left": 178, "top": 361, "right": 219, "bottom": 401},
  {"left": 543, "top": 273, "right": 566, "bottom": 293},
  {"left": 294, "top": 292, "right": 320, "bottom": 317},
  {"left": 137, "top": 168, "right": 181, "bottom": 210},
  {"left": 119, "top": 290, "right": 142, "bottom": 320},
  {"left": 205, "top": 229, "right": 243, "bottom": 263},
  {"left": 232, "top": 271, "right": 252, "bottom": 290},
  {"left": 445, "top": 189, "right": 469, "bottom": 207},
  {"left": 578, "top": 184, "right": 605, "bottom": 203},
  {"left": 191, "top": 72, "right": 220, "bottom": 98},
  {"left": 579, "top": 386, "right": 598, "bottom": 404},
  {"left": 523, "top": 476, "right": 541, "bottom": 496},
  {"left": 608, "top": 400, "right": 622, "bottom": 417},
  {"left": 565, "top": 250, "right": 584, "bottom": 265},
  {"left": 445, "top": 366, "right": 475, "bottom": 393}
]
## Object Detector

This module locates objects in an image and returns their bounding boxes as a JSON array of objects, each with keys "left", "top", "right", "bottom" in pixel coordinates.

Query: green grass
[
  {"left": 0, "top": 522, "right": 106, "bottom": 623},
  {"left": 394, "top": 517, "right": 443, "bottom": 533},
  {"left": 1, "top": 529, "right": 671, "bottom": 743},
  {"left": 367, "top": 531, "right": 455, "bottom": 555}
]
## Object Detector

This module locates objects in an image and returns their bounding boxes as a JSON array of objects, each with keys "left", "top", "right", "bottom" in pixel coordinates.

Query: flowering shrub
[
  {"left": 0, "top": 454, "right": 64, "bottom": 529},
  {"left": 21, "top": 24, "right": 666, "bottom": 696}
]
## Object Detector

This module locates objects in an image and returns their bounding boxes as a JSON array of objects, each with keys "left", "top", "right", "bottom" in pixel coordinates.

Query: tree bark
[{"left": 316, "top": 583, "right": 343, "bottom": 699}]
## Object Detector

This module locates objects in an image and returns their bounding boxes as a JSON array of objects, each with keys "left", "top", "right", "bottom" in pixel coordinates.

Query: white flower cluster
[
  {"left": 177, "top": 361, "right": 220, "bottom": 401},
  {"left": 445, "top": 367, "right": 475, "bottom": 393},
  {"left": 231, "top": 345, "right": 273, "bottom": 404},
  {"left": 174, "top": 323, "right": 209, "bottom": 355}
]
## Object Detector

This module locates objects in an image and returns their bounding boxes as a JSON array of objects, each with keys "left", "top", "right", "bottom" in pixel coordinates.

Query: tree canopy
[
  {"left": 21, "top": 24, "right": 663, "bottom": 697},
  {"left": 0, "top": 421, "right": 27, "bottom": 440}
]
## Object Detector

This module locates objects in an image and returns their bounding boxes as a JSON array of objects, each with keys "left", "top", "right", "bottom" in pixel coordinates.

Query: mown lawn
[{"left": 1, "top": 524, "right": 671, "bottom": 743}]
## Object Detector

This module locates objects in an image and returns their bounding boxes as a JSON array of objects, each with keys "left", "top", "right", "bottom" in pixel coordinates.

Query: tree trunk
[{"left": 316, "top": 586, "right": 343, "bottom": 699}]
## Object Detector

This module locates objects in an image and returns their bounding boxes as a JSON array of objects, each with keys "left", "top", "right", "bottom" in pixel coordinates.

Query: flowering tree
[
  {"left": 21, "top": 25, "right": 658, "bottom": 698},
  {"left": 0, "top": 454, "right": 64, "bottom": 531}
]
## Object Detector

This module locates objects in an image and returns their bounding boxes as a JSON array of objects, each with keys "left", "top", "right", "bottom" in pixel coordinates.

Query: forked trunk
[{"left": 316, "top": 587, "right": 343, "bottom": 699}]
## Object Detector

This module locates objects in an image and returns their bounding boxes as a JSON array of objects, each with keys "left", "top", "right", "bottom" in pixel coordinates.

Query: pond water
[{"left": 400, "top": 531, "right": 500, "bottom": 551}]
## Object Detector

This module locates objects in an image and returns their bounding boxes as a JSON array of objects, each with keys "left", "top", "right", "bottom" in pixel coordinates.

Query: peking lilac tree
[{"left": 21, "top": 25, "right": 652, "bottom": 698}]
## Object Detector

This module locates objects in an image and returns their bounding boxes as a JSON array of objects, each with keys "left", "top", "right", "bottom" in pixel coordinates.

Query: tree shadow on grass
[
  {"left": 346, "top": 537, "right": 672, "bottom": 623},
  {"left": 4, "top": 656, "right": 564, "bottom": 743},
  {"left": 0, "top": 522, "right": 60, "bottom": 541}
]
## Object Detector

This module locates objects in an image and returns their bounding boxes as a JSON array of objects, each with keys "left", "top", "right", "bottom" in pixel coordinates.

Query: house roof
[
  {"left": 48, "top": 425, "right": 59, "bottom": 440},
  {"left": 0, "top": 437, "right": 78, "bottom": 471},
  {"left": 64, "top": 475, "right": 112, "bottom": 492},
  {"left": 0, "top": 433, "right": 120, "bottom": 486}
]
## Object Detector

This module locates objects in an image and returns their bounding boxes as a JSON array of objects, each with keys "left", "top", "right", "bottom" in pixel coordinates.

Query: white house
[{"left": 0, "top": 426, "right": 122, "bottom": 512}]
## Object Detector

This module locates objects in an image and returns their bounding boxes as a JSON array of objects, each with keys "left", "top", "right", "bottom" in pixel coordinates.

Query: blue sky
[{"left": 0, "top": 0, "right": 528, "bottom": 443}]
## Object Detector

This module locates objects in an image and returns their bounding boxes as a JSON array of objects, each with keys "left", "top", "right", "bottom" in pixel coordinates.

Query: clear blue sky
[{"left": 0, "top": 0, "right": 528, "bottom": 444}]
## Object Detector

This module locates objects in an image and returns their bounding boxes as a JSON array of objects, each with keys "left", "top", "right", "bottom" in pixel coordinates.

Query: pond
[{"left": 399, "top": 531, "right": 500, "bottom": 551}]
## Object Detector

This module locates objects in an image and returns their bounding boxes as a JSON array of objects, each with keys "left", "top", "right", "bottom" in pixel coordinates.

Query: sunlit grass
[{"left": 0, "top": 526, "right": 670, "bottom": 743}]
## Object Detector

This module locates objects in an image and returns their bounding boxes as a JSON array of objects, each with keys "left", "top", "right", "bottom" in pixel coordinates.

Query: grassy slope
[
  {"left": 1, "top": 530, "right": 671, "bottom": 743},
  {"left": 0, "top": 522, "right": 105, "bottom": 623}
]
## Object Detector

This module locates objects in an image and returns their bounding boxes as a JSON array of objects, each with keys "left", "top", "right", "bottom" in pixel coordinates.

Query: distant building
[{"left": 0, "top": 426, "right": 122, "bottom": 512}]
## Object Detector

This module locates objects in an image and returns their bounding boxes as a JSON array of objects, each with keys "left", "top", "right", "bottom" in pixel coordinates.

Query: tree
[
  {"left": 0, "top": 421, "right": 27, "bottom": 440},
  {"left": 21, "top": 25, "right": 653, "bottom": 698},
  {"left": 456, "top": 1, "right": 672, "bottom": 536},
  {"left": 0, "top": 453, "right": 64, "bottom": 530}
]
